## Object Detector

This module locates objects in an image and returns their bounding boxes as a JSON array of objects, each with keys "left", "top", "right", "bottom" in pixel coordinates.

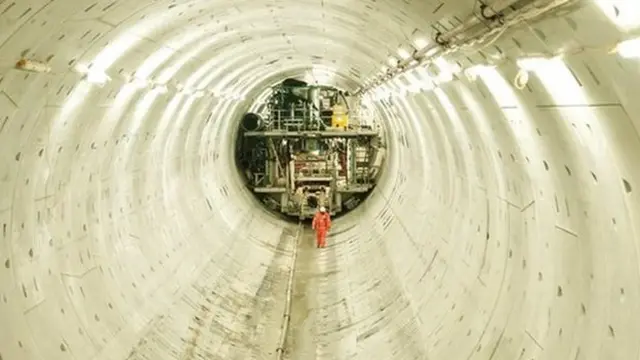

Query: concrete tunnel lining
[{"left": 1, "top": 0, "right": 640, "bottom": 359}]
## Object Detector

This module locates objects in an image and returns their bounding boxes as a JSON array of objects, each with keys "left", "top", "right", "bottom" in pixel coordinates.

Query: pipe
[
  {"left": 429, "top": 1, "right": 507, "bottom": 48},
  {"left": 455, "top": 0, "right": 581, "bottom": 50},
  {"left": 358, "top": 0, "right": 579, "bottom": 95},
  {"left": 275, "top": 222, "right": 303, "bottom": 359},
  {"left": 412, "top": 0, "right": 527, "bottom": 59},
  {"left": 289, "top": 158, "right": 295, "bottom": 191}
]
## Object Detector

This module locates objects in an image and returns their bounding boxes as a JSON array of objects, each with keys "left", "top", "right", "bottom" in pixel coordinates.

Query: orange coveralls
[{"left": 312, "top": 211, "right": 331, "bottom": 248}]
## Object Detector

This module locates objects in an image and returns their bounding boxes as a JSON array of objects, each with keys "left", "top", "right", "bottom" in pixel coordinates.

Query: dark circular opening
[
  {"left": 234, "top": 79, "right": 386, "bottom": 220},
  {"left": 241, "top": 113, "right": 263, "bottom": 132}
]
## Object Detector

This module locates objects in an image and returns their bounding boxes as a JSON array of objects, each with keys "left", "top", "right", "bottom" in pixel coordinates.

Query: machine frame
[{"left": 236, "top": 79, "right": 385, "bottom": 219}]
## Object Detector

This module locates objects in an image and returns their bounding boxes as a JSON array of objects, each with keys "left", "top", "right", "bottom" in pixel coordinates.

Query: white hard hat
[{"left": 320, "top": 206, "right": 326, "bottom": 212}]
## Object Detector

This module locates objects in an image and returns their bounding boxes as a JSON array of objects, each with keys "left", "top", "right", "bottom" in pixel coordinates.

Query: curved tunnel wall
[{"left": 1, "top": 1, "right": 640, "bottom": 359}]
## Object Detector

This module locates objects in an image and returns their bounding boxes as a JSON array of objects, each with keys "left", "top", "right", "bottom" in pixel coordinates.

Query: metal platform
[
  {"left": 253, "top": 187, "right": 287, "bottom": 193},
  {"left": 337, "top": 185, "right": 372, "bottom": 193},
  {"left": 295, "top": 176, "right": 333, "bottom": 182},
  {"left": 243, "top": 130, "right": 378, "bottom": 138}
]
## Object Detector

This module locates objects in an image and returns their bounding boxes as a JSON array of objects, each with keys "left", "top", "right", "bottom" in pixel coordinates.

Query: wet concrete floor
[{"left": 283, "top": 228, "right": 320, "bottom": 359}]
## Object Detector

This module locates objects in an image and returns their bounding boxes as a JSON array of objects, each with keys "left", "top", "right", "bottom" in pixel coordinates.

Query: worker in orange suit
[{"left": 312, "top": 206, "right": 331, "bottom": 248}]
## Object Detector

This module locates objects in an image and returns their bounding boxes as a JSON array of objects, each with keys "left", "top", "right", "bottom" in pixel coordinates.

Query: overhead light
[
  {"left": 153, "top": 84, "right": 168, "bottom": 94},
  {"left": 464, "top": 65, "right": 495, "bottom": 81},
  {"left": 595, "top": 0, "right": 640, "bottom": 29},
  {"left": 413, "top": 38, "right": 429, "bottom": 50},
  {"left": 434, "top": 57, "right": 461, "bottom": 73},
  {"left": 128, "top": 77, "right": 148, "bottom": 89},
  {"left": 86, "top": 70, "right": 110, "bottom": 85},
  {"left": 387, "top": 57, "right": 399, "bottom": 67},
  {"left": 424, "top": 47, "right": 439, "bottom": 58},
  {"left": 381, "top": 65, "right": 388, "bottom": 72},
  {"left": 414, "top": 66, "right": 430, "bottom": 78},
  {"left": 397, "top": 48, "right": 411, "bottom": 60},
  {"left": 516, "top": 56, "right": 561, "bottom": 71},
  {"left": 431, "top": 57, "right": 461, "bottom": 84},
  {"left": 76, "top": 64, "right": 110, "bottom": 85},
  {"left": 516, "top": 57, "right": 550, "bottom": 71},
  {"left": 193, "top": 90, "right": 204, "bottom": 98},
  {"left": 615, "top": 37, "right": 640, "bottom": 58},
  {"left": 420, "top": 82, "right": 435, "bottom": 91}
]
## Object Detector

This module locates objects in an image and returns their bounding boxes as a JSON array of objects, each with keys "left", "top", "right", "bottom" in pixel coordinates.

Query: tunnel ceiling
[
  {"left": 1, "top": 0, "right": 476, "bottom": 97},
  {"left": 2, "top": 0, "right": 640, "bottom": 360}
]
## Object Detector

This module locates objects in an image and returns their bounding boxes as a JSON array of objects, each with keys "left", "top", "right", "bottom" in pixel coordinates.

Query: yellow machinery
[{"left": 331, "top": 104, "right": 348, "bottom": 129}]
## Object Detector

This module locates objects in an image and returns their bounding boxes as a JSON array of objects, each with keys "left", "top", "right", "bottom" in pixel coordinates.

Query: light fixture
[
  {"left": 397, "top": 48, "right": 411, "bottom": 60},
  {"left": 414, "top": 66, "right": 431, "bottom": 80},
  {"left": 464, "top": 65, "right": 495, "bottom": 81},
  {"left": 615, "top": 37, "right": 640, "bottom": 58},
  {"left": 420, "top": 82, "right": 435, "bottom": 91},
  {"left": 434, "top": 57, "right": 461, "bottom": 73},
  {"left": 433, "top": 57, "right": 461, "bottom": 84},
  {"left": 595, "top": 0, "right": 640, "bottom": 29},
  {"left": 128, "top": 77, "right": 148, "bottom": 89},
  {"left": 75, "top": 64, "right": 111, "bottom": 85},
  {"left": 516, "top": 56, "right": 561, "bottom": 71},
  {"left": 413, "top": 38, "right": 429, "bottom": 50},
  {"left": 153, "top": 84, "right": 168, "bottom": 94},
  {"left": 86, "top": 70, "right": 110, "bottom": 85},
  {"left": 387, "top": 56, "right": 399, "bottom": 67},
  {"left": 424, "top": 47, "right": 439, "bottom": 58},
  {"left": 193, "top": 90, "right": 205, "bottom": 98}
]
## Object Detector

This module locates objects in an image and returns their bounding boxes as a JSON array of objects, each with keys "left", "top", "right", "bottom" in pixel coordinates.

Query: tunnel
[{"left": 1, "top": 0, "right": 640, "bottom": 359}]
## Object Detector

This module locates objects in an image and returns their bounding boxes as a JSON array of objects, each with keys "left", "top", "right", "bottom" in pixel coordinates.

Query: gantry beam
[{"left": 243, "top": 130, "right": 378, "bottom": 138}]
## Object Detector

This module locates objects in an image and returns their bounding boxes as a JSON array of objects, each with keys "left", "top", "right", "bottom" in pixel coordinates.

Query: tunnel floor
[
  {"left": 283, "top": 227, "right": 342, "bottom": 359},
  {"left": 284, "top": 228, "right": 319, "bottom": 359}
]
